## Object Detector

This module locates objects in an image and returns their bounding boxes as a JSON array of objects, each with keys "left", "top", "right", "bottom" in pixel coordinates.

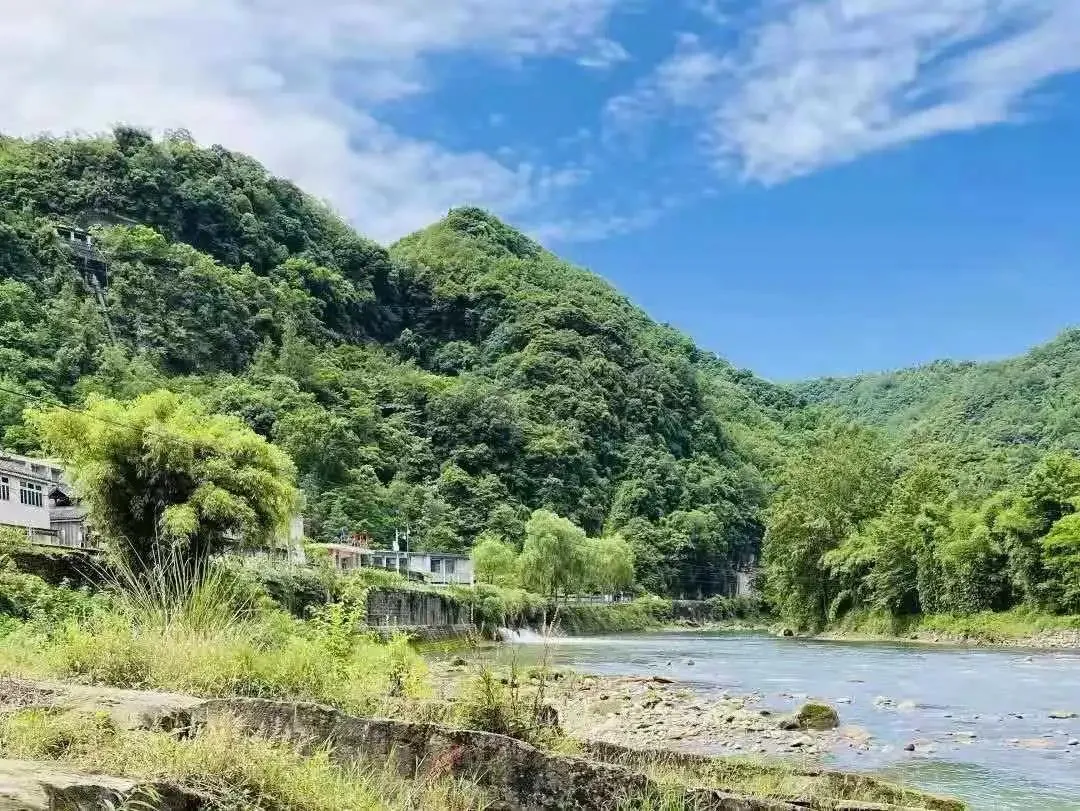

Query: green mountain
[
  {"left": 9, "top": 127, "right": 1078, "bottom": 619},
  {"left": 792, "top": 330, "right": 1080, "bottom": 488},
  {"left": 0, "top": 128, "right": 796, "bottom": 597}
]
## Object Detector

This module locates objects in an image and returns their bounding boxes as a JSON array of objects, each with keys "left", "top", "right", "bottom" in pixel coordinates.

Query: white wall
[{"left": 0, "top": 498, "right": 51, "bottom": 530}]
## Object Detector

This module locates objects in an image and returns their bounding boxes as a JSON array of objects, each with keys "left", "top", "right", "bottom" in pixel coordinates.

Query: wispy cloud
[
  {"left": 532, "top": 194, "right": 686, "bottom": 243},
  {"left": 610, "top": 0, "right": 1080, "bottom": 182},
  {"left": 578, "top": 38, "right": 632, "bottom": 70},
  {"left": 606, "top": 33, "right": 725, "bottom": 130},
  {"left": 0, "top": 0, "right": 620, "bottom": 243}
]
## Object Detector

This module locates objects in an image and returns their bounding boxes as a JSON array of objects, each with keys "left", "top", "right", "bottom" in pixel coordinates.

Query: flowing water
[{"left": 498, "top": 631, "right": 1080, "bottom": 809}]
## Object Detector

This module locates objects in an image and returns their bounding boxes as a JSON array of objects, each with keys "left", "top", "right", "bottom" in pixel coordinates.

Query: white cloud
[
  {"left": 605, "top": 34, "right": 726, "bottom": 133},
  {"left": 0, "top": 0, "right": 620, "bottom": 243},
  {"left": 611, "top": 0, "right": 1080, "bottom": 182},
  {"left": 532, "top": 194, "right": 685, "bottom": 242},
  {"left": 578, "top": 38, "right": 631, "bottom": 70}
]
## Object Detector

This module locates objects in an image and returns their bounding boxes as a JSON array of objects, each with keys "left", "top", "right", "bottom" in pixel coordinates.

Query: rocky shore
[
  {"left": 0, "top": 676, "right": 959, "bottom": 811},
  {"left": 547, "top": 673, "right": 869, "bottom": 761},
  {"left": 816, "top": 627, "right": 1080, "bottom": 650}
]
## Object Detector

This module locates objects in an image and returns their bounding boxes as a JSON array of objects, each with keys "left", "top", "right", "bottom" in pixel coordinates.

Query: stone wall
[
  {"left": 193, "top": 698, "right": 803, "bottom": 811},
  {"left": 365, "top": 587, "right": 468, "bottom": 628},
  {"left": 10, "top": 548, "right": 104, "bottom": 587}
]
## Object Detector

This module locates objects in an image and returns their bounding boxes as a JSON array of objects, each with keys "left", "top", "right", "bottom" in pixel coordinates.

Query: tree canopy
[{"left": 30, "top": 390, "right": 298, "bottom": 566}]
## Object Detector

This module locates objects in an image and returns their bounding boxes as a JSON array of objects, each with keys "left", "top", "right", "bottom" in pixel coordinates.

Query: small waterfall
[{"left": 496, "top": 627, "right": 548, "bottom": 644}]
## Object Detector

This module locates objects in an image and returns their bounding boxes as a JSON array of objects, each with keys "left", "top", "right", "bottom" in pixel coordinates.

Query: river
[{"left": 500, "top": 631, "right": 1080, "bottom": 810}]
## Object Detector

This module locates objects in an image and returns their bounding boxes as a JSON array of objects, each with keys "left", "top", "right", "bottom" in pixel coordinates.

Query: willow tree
[
  {"left": 518, "top": 509, "right": 588, "bottom": 600},
  {"left": 30, "top": 389, "right": 299, "bottom": 568}
]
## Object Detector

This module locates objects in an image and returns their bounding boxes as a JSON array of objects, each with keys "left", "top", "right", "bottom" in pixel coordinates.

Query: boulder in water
[{"left": 791, "top": 701, "right": 840, "bottom": 730}]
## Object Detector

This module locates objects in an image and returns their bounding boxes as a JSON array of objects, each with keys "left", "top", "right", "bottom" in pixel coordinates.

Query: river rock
[
  {"left": 792, "top": 701, "right": 841, "bottom": 731},
  {"left": 1017, "top": 738, "right": 1055, "bottom": 749}
]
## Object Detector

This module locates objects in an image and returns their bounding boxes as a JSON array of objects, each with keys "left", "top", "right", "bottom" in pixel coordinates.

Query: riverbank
[
  {"left": 476, "top": 628, "right": 1080, "bottom": 809},
  {"left": 424, "top": 659, "right": 963, "bottom": 809},
  {"left": 816, "top": 609, "right": 1080, "bottom": 649}
]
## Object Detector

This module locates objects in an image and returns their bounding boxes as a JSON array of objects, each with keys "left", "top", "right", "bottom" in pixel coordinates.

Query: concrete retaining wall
[{"left": 365, "top": 587, "right": 468, "bottom": 628}]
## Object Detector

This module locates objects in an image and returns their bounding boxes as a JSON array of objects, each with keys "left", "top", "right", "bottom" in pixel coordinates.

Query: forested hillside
[
  {"left": 793, "top": 331, "right": 1080, "bottom": 488},
  {"left": 765, "top": 333, "right": 1080, "bottom": 628},
  {"left": 6, "top": 127, "right": 1079, "bottom": 621},
  {"left": 0, "top": 128, "right": 796, "bottom": 597}
]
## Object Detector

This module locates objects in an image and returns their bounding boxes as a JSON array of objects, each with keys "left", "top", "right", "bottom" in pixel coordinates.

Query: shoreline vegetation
[
  {"left": 0, "top": 552, "right": 962, "bottom": 810},
  {"left": 813, "top": 608, "right": 1080, "bottom": 650}
]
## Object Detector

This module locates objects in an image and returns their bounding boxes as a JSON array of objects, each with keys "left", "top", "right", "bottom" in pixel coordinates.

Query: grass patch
[
  {"left": 828, "top": 607, "right": 1080, "bottom": 645},
  {"left": 0, "top": 557, "right": 429, "bottom": 716},
  {"left": 0, "top": 708, "right": 487, "bottom": 811},
  {"left": 914, "top": 608, "right": 1080, "bottom": 641},
  {"left": 590, "top": 747, "right": 964, "bottom": 810}
]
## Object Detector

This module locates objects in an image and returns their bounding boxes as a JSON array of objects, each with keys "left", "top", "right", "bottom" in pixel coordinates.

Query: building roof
[
  {"left": 0, "top": 452, "right": 65, "bottom": 485},
  {"left": 49, "top": 505, "right": 88, "bottom": 522}
]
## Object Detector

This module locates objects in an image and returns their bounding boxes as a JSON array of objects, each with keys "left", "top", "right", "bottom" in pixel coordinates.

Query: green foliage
[
  {"left": 586, "top": 534, "right": 636, "bottom": 594},
  {"left": 764, "top": 418, "right": 1080, "bottom": 626},
  {"left": 518, "top": 510, "right": 589, "bottom": 599},
  {"left": 215, "top": 556, "right": 338, "bottom": 617},
  {"left": 470, "top": 533, "right": 519, "bottom": 588},
  {"left": 0, "top": 709, "right": 486, "bottom": 811},
  {"left": 453, "top": 665, "right": 559, "bottom": 748},
  {"left": 0, "top": 557, "right": 428, "bottom": 715},
  {"left": 556, "top": 597, "right": 673, "bottom": 635},
  {"left": 30, "top": 389, "right": 299, "bottom": 567},
  {"left": 762, "top": 422, "right": 891, "bottom": 629},
  {"left": 0, "top": 129, "right": 797, "bottom": 597}
]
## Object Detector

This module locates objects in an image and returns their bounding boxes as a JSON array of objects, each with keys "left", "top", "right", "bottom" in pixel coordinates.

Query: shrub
[
  {"left": 216, "top": 555, "right": 339, "bottom": 617},
  {"left": 0, "top": 565, "right": 99, "bottom": 627},
  {"left": 557, "top": 597, "right": 672, "bottom": 634},
  {"left": 453, "top": 663, "right": 561, "bottom": 749}
]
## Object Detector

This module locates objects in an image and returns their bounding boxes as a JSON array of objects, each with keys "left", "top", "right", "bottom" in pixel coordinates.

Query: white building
[
  {"left": 0, "top": 452, "right": 77, "bottom": 546},
  {"left": 315, "top": 542, "right": 474, "bottom": 586}
]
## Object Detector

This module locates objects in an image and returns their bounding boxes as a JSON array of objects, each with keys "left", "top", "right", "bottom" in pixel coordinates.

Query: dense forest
[
  {"left": 768, "top": 337, "right": 1080, "bottom": 627},
  {"left": 0, "top": 128, "right": 797, "bottom": 599},
  {"left": 2, "top": 127, "right": 1079, "bottom": 619}
]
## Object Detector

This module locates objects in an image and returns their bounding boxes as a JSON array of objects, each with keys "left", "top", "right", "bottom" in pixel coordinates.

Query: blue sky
[{"left": 3, "top": 0, "right": 1080, "bottom": 379}]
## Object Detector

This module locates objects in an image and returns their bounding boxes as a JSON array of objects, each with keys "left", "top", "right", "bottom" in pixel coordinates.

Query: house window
[
  {"left": 444, "top": 558, "right": 456, "bottom": 575},
  {"left": 19, "top": 481, "right": 43, "bottom": 507},
  {"left": 0, "top": 477, "right": 8, "bottom": 501},
  {"left": 430, "top": 558, "right": 441, "bottom": 573}
]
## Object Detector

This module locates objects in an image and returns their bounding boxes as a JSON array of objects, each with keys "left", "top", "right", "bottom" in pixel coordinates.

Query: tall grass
[
  {"left": 0, "top": 553, "right": 429, "bottom": 714},
  {"left": 0, "top": 708, "right": 488, "bottom": 811},
  {"left": 104, "top": 550, "right": 261, "bottom": 635}
]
